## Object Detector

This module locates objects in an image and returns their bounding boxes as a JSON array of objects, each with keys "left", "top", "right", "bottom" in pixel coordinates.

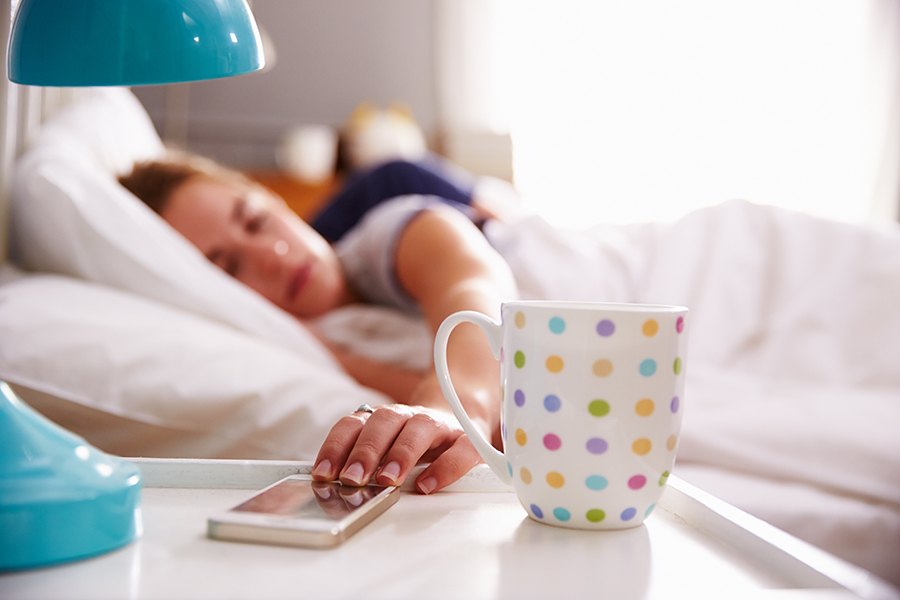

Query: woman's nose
[{"left": 246, "top": 238, "right": 286, "bottom": 274}]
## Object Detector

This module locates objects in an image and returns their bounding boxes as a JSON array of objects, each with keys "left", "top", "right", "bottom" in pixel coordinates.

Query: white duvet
[{"left": 316, "top": 198, "right": 900, "bottom": 584}]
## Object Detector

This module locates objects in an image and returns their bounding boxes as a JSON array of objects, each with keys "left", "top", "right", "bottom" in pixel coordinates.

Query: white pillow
[
  {"left": 9, "top": 88, "right": 332, "bottom": 365},
  {"left": 0, "top": 266, "right": 387, "bottom": 459},
  {"left": 3, "top": 88, "right": 389, "bottom": 457}
]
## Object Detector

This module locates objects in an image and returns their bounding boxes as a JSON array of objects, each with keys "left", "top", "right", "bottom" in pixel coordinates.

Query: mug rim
[{"left": 501, "top": 300, "right": 688, "bottom": 313}]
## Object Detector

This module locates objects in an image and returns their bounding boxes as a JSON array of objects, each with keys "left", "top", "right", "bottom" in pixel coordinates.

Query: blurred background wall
[
  {"left": 132, "top": 0, "right": 900, "bottom": 228},
  {"left": 133, "top": 0, "right": 441, "bottom": 170}
]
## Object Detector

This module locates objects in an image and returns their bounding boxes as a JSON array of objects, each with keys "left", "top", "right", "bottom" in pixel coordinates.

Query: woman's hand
[{"left": 311, "top": 404, "right": 483, "bottom": 494}]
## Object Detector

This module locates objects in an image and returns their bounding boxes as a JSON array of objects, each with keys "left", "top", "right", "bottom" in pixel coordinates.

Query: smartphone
[{"left": 207, "top": 474, "right": 400, "bottom": 549}]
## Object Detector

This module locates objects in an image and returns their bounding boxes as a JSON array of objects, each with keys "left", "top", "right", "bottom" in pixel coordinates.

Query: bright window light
[{"left": 492, "top": 0, "right": 898, "bottom": 228}]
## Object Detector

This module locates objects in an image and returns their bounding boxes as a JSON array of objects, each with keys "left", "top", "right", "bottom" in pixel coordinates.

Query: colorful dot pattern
[{"left": 502, "top": 306, "right": 687, "bottom": 529}]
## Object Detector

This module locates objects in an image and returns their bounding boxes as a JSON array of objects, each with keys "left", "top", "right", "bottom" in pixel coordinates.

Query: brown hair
[{"left": 118, "top": 151, "right": 257, "bottom": 215}]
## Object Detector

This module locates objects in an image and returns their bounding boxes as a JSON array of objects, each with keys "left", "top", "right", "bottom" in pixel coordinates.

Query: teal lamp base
[{"left": 0, "top": 382, "right": 142, "bottom": 571}]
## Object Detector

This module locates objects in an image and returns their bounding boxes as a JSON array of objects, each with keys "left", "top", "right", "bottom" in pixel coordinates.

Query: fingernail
[
  {"left": 312, "top": 459, "right": 333, "bottom": 479},
  {"left": 342, "top": 462, "right": 366, "bottom": 485},
  {"left": 417, "top": 476, "right": 437, "bottom": 495},
  {"left": 378, "top": 461, "right": 401, "bottom": 485}
]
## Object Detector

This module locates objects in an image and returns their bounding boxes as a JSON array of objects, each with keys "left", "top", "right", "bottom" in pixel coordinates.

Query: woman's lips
[{"left": 287, "top": 262, "right": 312, "bottom": 302}]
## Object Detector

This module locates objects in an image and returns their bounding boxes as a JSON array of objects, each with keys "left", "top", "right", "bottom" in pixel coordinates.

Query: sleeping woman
[{"left": 119, "top": 153, "right": 519, "bottom": 495}]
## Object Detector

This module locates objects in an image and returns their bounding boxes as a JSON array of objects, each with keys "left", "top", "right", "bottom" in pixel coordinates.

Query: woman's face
[{"left": 161, "top": 176, "right": 351, "bottom": 318}]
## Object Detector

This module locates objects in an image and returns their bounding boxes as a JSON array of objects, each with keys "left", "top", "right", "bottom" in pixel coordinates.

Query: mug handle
[{"left": 433, "top": 311, "right": 512, "bottom": 485}]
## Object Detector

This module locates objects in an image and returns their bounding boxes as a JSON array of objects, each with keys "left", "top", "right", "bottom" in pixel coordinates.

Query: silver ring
[{"left": 354, "top": 404, "right": 375, "bottom": 414}]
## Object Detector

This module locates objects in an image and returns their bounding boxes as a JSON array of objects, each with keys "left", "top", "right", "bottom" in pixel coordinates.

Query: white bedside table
[{"left": 1, "top": 459, "right": 897, "bottom": 600}]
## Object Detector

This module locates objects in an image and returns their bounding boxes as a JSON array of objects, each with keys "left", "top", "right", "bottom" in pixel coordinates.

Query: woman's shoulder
[{"left": 333, "top": 195, "right": 448, "bottom": 311}]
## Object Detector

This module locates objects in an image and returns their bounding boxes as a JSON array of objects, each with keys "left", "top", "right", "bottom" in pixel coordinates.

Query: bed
[{"left": 0, "top": 89, "right": 897, "bottom": 586}]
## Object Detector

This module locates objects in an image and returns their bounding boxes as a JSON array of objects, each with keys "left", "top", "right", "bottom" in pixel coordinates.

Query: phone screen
[{"left": 230, "top": 479, "right": 384, "bottom": 523}]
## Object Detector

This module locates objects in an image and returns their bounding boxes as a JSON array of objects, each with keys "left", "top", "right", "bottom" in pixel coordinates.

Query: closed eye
[
  {"left": 207, "top": 248, "right": 241, "bottom": 278},
  {"left": 245, "top": 210, "right": 267, "bottom": 234},
  {"left": 224, "top": 256, "right": 241, "bottom": 277}
]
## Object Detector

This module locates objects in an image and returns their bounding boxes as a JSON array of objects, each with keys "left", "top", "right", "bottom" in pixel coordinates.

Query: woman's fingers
[
  {"left": 372, "top": 411, "right": 460, "bottom": 487},
  {"left": 413, "top": 434, "right": 483, "bottom": 494},
  {"left": 336, "top": 406, "right": 416, "bottom": 485},
  {"left": 312, "top": 405, "right": 469, "bottom": 490},
  {"left": 311, "top": 408, "right": 378, "bottom": 481},
  {"left": 312, "top": 404, "right": 420, "bottom": 485}
]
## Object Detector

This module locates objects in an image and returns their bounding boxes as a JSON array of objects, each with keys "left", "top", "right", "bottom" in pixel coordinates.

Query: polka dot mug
[{"left": 435, "top": 301, "right": 689, "bottom": 530}]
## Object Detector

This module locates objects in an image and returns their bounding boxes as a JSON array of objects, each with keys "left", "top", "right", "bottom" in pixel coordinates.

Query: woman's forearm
[
  {"left": 327, "top": 346, "right": 428, "bottom": 405},
  {"left": 395, "top": 207, "right": 518, "bottom": 446}
]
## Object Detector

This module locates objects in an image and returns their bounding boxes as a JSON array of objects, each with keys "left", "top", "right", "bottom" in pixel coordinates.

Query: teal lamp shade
[
  {"left": 0, "top": 383, "right": 142, "bottom": 570},
  {"left": 7, "top": 0, "right": 266, "bottom": 86}
]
